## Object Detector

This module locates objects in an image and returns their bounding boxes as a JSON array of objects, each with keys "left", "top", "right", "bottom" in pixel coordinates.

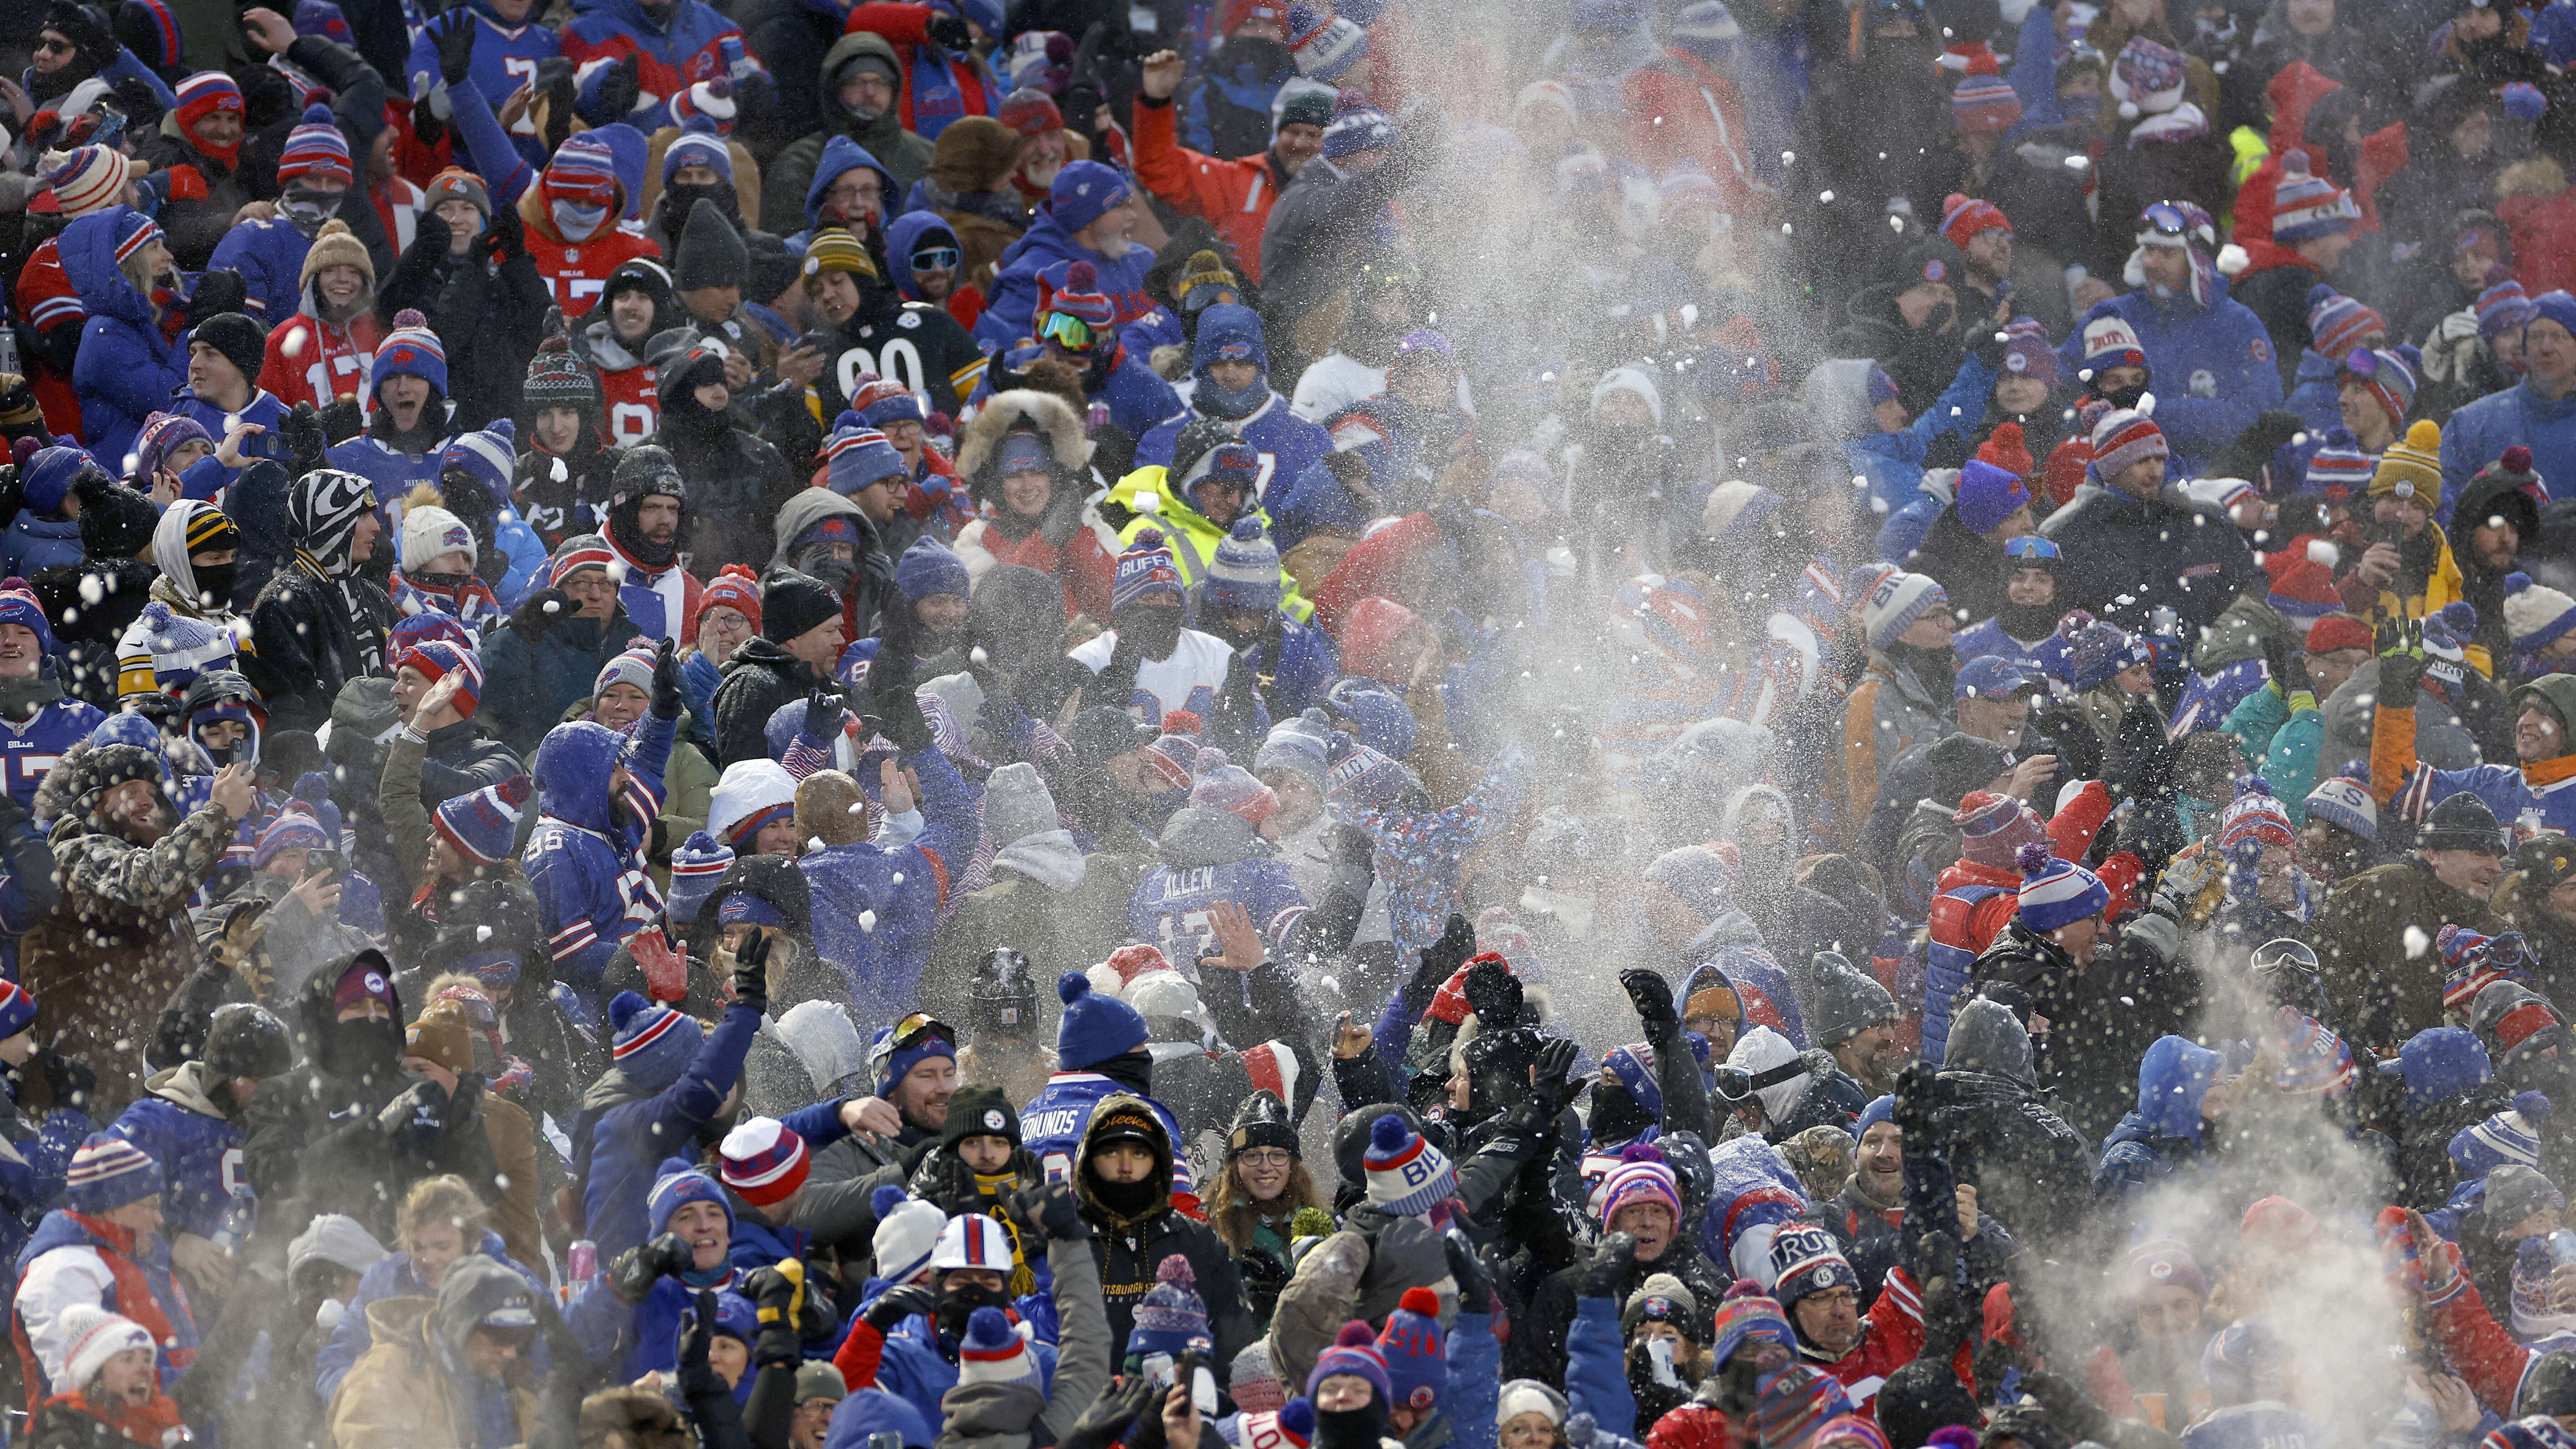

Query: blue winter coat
[
  {"left": 2283, "top": 347, "right": 2342, "bottom": 437},
  {"left": 1183, "top": 56, "right": 1287, "bottom": 154},
  {"left": 2052, "top": 282, "right": 2285, "bottom": 476},
  {"left": 62, "top": 207, "right": 190, "bottom": 469},
  {"left": 801, "top": 136, "right": 898, "bottom": 237},
  {"left": 800, "top": 744, "right": 976, "bottom": 1024},
  {"left": 1565, "top": 1296, "right": 1634, "bottom": 1436},
  {"left": 1850, "top": 353, "right": 1999, "bottom": 518},
  {"left": 1136, "top": 392, "right": 1330, "bottom": 490},
  {"left": 821, "top": 1386, "right": 934, "bottom": 1449},
  {"left": 313, "top": 1231, "right": 548, "bottom": 1400},
  {"left": 406, "top": 0, "right": 562, "bottom": 168},
  {"left": 979, "top": 215, "right": 1178, "bottom": 357},
  {"left": 1016, "top": 1074, "right": 1194, "bottom": 1198},
  {"left": 1446, "top": 1310, "right": 1503, "bottom": 1449},
  {"left": 566, "top": 1261, "right": 746, "bottom": 1380},
  {"left": 0, "top": 1102, "right": 89, "bottom": 1268},
  {"left": 566, "top": 0, "right": 761, "bottom": 133},
  {"left": 107, "top": 1072, "right": 244, "bottom": 1244},
  {"left": 872, "top": 1300, "right": 1060, "bottom": 1430},
  {"left": 208, "top": 218, "right": 316, "bottom": 327},
  {"left": 1, "top": 513, "right": 84, "bottom": 578},
  {"left": 524, "top": 709, "right": 669, "bottom": 998},
  {"left": 577, "top": 1004, "right": 761, "bottom": 1261},
  {"left": 2439, "top": 378, "right": 2576, "bottom": 525},
  {"left": 172, "top": 388, "right": 294, "bottom": 492}
]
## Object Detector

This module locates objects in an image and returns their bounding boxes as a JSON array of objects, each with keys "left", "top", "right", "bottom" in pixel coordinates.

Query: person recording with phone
[{"left": 224, "top": 798, "right": 383, "bottom": 1004}]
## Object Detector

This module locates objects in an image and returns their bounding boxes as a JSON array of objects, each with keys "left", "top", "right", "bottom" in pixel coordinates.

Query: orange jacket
[{"left": 1131, "top": 92, "right": 1293, "bottom": 283}]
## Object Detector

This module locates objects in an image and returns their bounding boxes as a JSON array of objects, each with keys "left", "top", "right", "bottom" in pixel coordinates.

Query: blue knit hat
[
  {"left": 668, "top": 830, "right": 735, "bottom": 923},
  {"left": 827, "top": 423, "right": 908, "bottom": 494},
  {"left": 610, "top": 991, "right": 704, "bottom": 1091},
  {"left": 1192, "top": 304, "right": 1268, "bottom": 376},
  {"left": 433, "top": 775, "right": 531, "bottom": 868},
  {"left": 1320, "top": 94, "right": 1393, "bottom": 159},
  {"left": 1604, "top": 1043, "right": 1664, "bottom": 1121},
  {"left": 1205, "top": 519, "right": 1283, "bottom": 615},
  {"left": 871, "top": 1018, "right": 957, "bottom": 1095},
  {"left": 2014, "top": 842, "right": 2109, "bottom": 933},
  {"left": 373, "top": 308, "right": 448, "bottom": 398},
  {"left": 674, "top": 1290, "right": 759, "bottom": 1358},
  {"left": 897, "top": 536, "right": 971, "bottom": 602},
  {"left": 1375, "top": 1287, "right": 1447, "bottom": 1410},
  {"left": 1953, "top": 458, "right": 2031, "bottom": 537},
  {"left": 66, "top": 1133, "right": 163, "bottom": 1214},
  {"left": 21, "top": 446, "right": 101, "bottom": 517},
  {"left": 1046, "top": 160, "right": 1131, "bottom": 235},
  {"left": 0, "top": 980, "right": 36, "bottom": 1045},
  {"left": 440, "top": 424, "right": 516, "bottom": 497},
  {"left": 1056, "top": 971, "right": 1147, "bottom": 1069},
  {"left": 1851, "top": 1095, "right": 1896, "bottom": 1139},
  {"left": 662, "top": 124, "right": 734, "bottom": 186},
  {"left": 646, "top": 1155, "right": 735, "bottom": 1235}
]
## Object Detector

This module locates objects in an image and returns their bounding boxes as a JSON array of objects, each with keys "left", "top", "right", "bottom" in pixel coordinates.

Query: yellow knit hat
[
  {"left": 2369, "top": 419, "right": 2443, "bottom": 502},
  {"left": 801, "top": 227, "right": 880, "bottom": 282}
]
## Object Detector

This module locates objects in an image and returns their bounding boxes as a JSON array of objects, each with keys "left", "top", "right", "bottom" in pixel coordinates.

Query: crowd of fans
[{"left": 0, "top": 0, "right": 2575, "bottom": 1442}]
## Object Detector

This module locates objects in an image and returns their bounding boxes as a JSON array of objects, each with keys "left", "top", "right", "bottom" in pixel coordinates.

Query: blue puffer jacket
[
  {"left": 2439, "top": 377, "right": 2576, "bottom": 525},
  {"left": 1565, "top": 1296, "right": 1635, "bottom": 1436},
  {"left": 803, "top": 745, "right": 975, "bottom": 1024},
  {"left": 0, "top": 513, "right": 83, "bottom": 578},
  {"left": 576, "top": 1005, "right": 761, "bottom": 1261},
  {"left": 2092, "top": 1034, "right": 2219, "bottom": 1218},
  {"left": 314, "top": 1232, "right": 549, "bottom": 1399},
  {"left": 207, "top": 218, "right": 315, "bottom": 326},
  {"left": 62, "top": 207, "right": 190, "bottom": 468},
  {"left": 2052, "top": 281, "right": 2285, "bottom": 476},
  {"left": 979, "top": 215, "right": 1179, "bottom": 357}
]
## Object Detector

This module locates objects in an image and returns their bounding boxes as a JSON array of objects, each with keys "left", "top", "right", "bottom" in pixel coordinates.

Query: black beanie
[
  {"left": 190, "top": 312, "right": 268, "bottom": 389},
  {"left": 761, "top": 566, "right": 840, "bottom": 643},
  {"left": 674, "top": 197, "right": 749, "bottom": 292},
  {"left": 79, "top": 478, "right": 161, "bottom": 561},
  {"left": 1874, "top": 1360, "right": 1980, "bottom": 1449}
]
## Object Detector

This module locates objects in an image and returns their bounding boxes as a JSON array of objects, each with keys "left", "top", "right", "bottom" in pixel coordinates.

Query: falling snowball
[
  {"left": 543, "top": 600, "right": 561, "bottom": 613},
  {"left": 478, "top": 926, "right": 493, "bottom": 940},
  {"left": 283, "top": 331, "right": 307, "bottom": 359},
  {"left": 969, "top": 646, "right": 989, "bottom": 666},
  {"left": 858, "top": 910, "right": 878, "bottom": 932},
  {"left": 891, "top": 872, "right": 903, "bottom": 885},
  {"left": 2404, "top": 925, "right": 2431, "bottom": 959}
]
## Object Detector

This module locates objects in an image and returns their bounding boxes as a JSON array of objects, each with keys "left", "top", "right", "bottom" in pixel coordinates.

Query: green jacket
[
  {"left": 2318, "top": 858, "right": 2505, "bottom": 1052},
  {"left": 1107, "top": 465, "right": 1312, "bottom": 622},
  {"left": 2221, "top": 684, "right": 2325, "bottom": 821}
]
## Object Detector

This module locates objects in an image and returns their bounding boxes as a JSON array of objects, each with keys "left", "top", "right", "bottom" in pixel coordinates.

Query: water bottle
[
  {"left": 209, "top": 1190, "right": 255, "bottom": 1254},
  {"left": 568, "top": 1239, "right": 598, "bottom": 1285}
]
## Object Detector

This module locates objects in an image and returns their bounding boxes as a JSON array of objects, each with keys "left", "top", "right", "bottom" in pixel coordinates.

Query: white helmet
[{"left": 931, "top": 1213, "right": 1016, "bottom": 1274}]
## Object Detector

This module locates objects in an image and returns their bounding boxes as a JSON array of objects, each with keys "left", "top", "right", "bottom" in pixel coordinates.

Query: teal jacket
[{"left": 2221, "top": 685, "right": 2325, "bottom": 822}]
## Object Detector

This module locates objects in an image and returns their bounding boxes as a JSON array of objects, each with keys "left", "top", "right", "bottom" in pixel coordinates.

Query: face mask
[
  {"left": 1196, "top": 374, "right": 1268, "bottom": 420},
  {"left": 192, "top": 561, "right": 237, "bottom": 605},
  {"left": 551, "top": 200, "right": 608, "bottom": 241},
  {"left": 2061, "top": 92, "right": 2101, "bottom": 123},
  {"left": 800, "top": 551, "right": 860, "bottom": 590},
  {"left": 665, "top": 181, "right": 734, "bottom": 222},
  {"left": 1119, "top": 605, "right": 1184, "bottom": 658},
  {"left": 2098, "top": 379, "right": 2150, "bottom": 410},
  {"left": 935, "top": 1281, "right": 1011, "bottom": 1339},
  {"left": 280, "top": 188, "right": 336, "bottom": 235}
]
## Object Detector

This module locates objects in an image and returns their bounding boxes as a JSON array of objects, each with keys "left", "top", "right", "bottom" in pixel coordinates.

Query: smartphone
[
  {"left": 303, "top": 848, "right": 344, "bottom": 881},
  {"left": 1176, "top": 1349, "right": 1217, "bottom": 1416}
]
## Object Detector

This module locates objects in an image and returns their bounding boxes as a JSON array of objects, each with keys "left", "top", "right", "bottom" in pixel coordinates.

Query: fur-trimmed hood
[{"left": 956, "top": 389, "right": 1091, "bottom": 488}]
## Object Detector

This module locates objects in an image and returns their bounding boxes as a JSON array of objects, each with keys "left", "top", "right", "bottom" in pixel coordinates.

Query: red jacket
[
  {"left": 261, "top": 309, "right": 390, "bottom": 413},
  {"left": 953, "top": 509, "right": 1119, "bottom": 621},
  {"left": 12, "top": 237, "right": 85, "bottom": 440},
  {"left": 844, "top": 3, "right": 999, "bottom": 134},
  {"left": 2500, "top": 177, "right": 2576, "bottom": 297},
  {"left": 1807, "top": 1264, "right": 1929, "bottom": 1420},
  {"left": 1131, "top": 91, "right": 1290, "bottom": 284},
  {"left": 1621, "top": 50, "right": 1772, "bottom": 220}
]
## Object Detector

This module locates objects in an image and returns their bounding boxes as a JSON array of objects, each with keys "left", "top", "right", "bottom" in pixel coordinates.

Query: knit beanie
[
  {"left": 1953, "top": 459, "right": 2030, "bottom": 536},
  {"left": 673, "top": 197, "right": 747, "bottom": 291},
  {"left": 2440, "top": 922, "right": 2532, "bottom": 1011},
  {"left": 2306, "top": 283, "right": 2384, "bottom": 361},
  {"left": 1981, "top": 424, "right": 2040, "bottom": 485},
  {"left": 0, "top": 980, "right": 37, "bottom": 1046},
  {"left": 2215, "top": 778, "right": 2294, "bottom": 853},
  {"left": 433, "top": 775, "right": 530, "bottom": 867},
  {"left": 423, "top": 166, "right": 490, "bottom": 221},
  {"left": 1284, "top": 3, "right": 1368, "bottom": 83},
  {"left": 251, "top": 800, "right": 332, "bottom": 869},
  {"left": 1363, "top": 1113, "right": 1457, "bottom": 1214},
  {"left": 2089, "top": 407, "right": 2168, "bottom": 482},
  {"left": 646, "top": 1156, "right": 733, "bottom": 1236},
  {"left": 719, "top": 1117, "right": 812, "bottom": 1206},
  {"left": 399, "top": 504, "right": 476, "bottom": 575},
  {"left": 1769, "top": 1224, "right": 1858, "bottom": 1306},
  {"left": 893, "top": 536, "right": 971, "bottom": 605},
  {"left": 2451, "top": 1091, "right": 2552, "bottom": 1177},
  {"left": 697, "top": 564, "right": 762, "bottom": 637},
  {"left": 2343, "top": 345, "right": 2421, "bottom": 428},
  {"left": 1234, "top": 1341, "right": 1287, "bottom": 1414},
  {"left": 56, "top": 1307, "right": 155, "bottom": 1393},
  {"left": 760, "top": 568, "right": 841, "bottom": 644},
  {"left": 1949, "top": 71, "right": 2021, "bottom": 134},
  {"left": 1710, "top": 1284, "right": 1794, "bottom": 1366},
  {"left": 1205, "top": 518, "right": 1284, "bottom": 615},
  {"left": 2109, "top": 34, "right": 2186, "bottom": 117},
  {"left": 1861, "top": 570, "right": 1947, "bottom": 650},
  {"left": 1375, "top": 1288, "right": 1448, "bottom": 1409},
  {"left": 957, "top": 1306, "right": 1041, "bottom": 1387},
  {"left": 1044, "top": 161, "right": 1132, "bottom": 237},
  {"left": 871, "top": 1185, "right": 945, "bottom": 1285},
  {"left": 279, "top": 103, "right": 352, "bottom": 185},
  {"left": 40, "top": 145, "right": 129, "bottom": 219},
  {"left": 2370, "top": 420, "right": 2444, "bottom": 502},
  {"left": 2271, "top": 148, "right": 2358, "bottom": 244},
  {"left": 403, "top": 1007, "right": 474, "bottom": 1073},
  {"left": 1938, "top": 194, "right": 2011, "bottom": 251},
  {"left": 983, "top": 762, "right": 1060, "bottom": 848},
  {"left": 1044, "top": 260, "right": 1118, "bottom": 334},
  {"left": 1128, "top": 1254, "right": 1213, "bottom": 1361},
  {"left": 1055, "top": 971, "right": 1147, "bottom": 1069},
  {"left": 1307, "top": 1321, "right": 1393, "bottom": 1405},
  {"left": 2480, "top": 266, "right": 2537, "bottom": 339},
  {"left": 65, "top": 1133, "right": 162, "bottom": 1214},
  {"left": 826, "top": 423, "right": 908, "bottom": 494},
  {"left": 1806, "top": 956, "right": 1898, "bottom": 1047},
  {"left": 666, "top": 830, "right": 735, "bottom": 927},
  {"left": 609, "top": 990, "right": 704, "bottom": 1091},
  {"left": 2506, "top": 574, "right": 2576, "bottom": 656},
  {"left": 1255, "top": 708, "right": 1332, "bottom": 786},
  {"left": 373, "top": 309, "right": 449, "bottom": 398},
  {"left": 19, "top": 446, "right": 101, "bottom": 517},
  {"left": 2014, "top": 842, "right": 2109, "bottom": 933},
  {"left": 173, "top": 71, "right": 244, "bottom": 136},
  {"left": 1643, "top": 843, "right": 1740, "bottom": 920},
  {"left": 1954, "top": 790, "right": 2045, "bottom": 868},
  {"left": 1595, "top": 1144, "right": 1685, "bottom": 1224},
  {"left": 1113, "top": 529, "right": 1186, "bottom": 613},
  {"left": 1620, "top": 1274, "right": 1699, "bottom": 1339},
  {"left": 2267, "top": 541, "right": 2343, "bottom": 621},
  {"left": 190, "top": 312, "right": 267, "bottom": 388}
]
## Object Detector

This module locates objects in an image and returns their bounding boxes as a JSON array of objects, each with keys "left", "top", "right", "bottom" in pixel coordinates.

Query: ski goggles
[
  {"left": 2139, "top": 201, "right": 2197, "bottom": 238},
  {"left": 2003, "top": 536, "right": 2061, "bottom": 562},
  {"left": 2251, "top": 938, "right": 2319, "bottom": 980},
  {"left": 1711, "top": 1058, "right": 1812, "bottom": 1103},
  {"left": 909, "top": 245, "right": 961, "bottom": 272},
  {"left": 1039, "top": 311, "right": 1095, "bottom": 350},
  {"left": 886, "top": 1012, "right": 957, "bottom": 1053}
]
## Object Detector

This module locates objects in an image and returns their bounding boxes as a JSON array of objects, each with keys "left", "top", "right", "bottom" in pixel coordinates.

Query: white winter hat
[
  {"left": 398, "top": 503, "right": 478, "bottom": 574},
  {"left": 708, "top": 758, "right": 798, "bottom": 848},
  {"left": 872, "top": 1188, "right": 947, "bottom": 1286},
  {"left": 57, "top": 1304, "right": 154, "bottom": 1393}
]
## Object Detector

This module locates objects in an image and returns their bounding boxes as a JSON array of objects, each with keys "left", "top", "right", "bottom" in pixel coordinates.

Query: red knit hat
[
  {"left": 2305, "top": 614, "right": 2372, "bottom": 654},
  {"left": 696, "top": 563, "right": 762, "bottom": 636},
  {"left": 1976, "top": 421, "right": 2034, "bottom": 479},
  {"left": 1940, "top": 193, "right": 2012, "bottom": 250}
]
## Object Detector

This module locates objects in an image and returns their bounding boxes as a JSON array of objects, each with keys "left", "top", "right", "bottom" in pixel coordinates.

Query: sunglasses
[
  {"left": 910, "top": 246, "right": 961, "bottom": 272},
  {"left": 1711, "top": 1058, "right": 1811, "bottom": 1103},
  {"left": 1039, "top": 312, "right": 1095, "bottom": 350},
  {"left": 35, "top": 35, "right": 73, "bottom": 52},
  {"left": 2002, "top": 536, "right": 2060, "bottom": 560}
]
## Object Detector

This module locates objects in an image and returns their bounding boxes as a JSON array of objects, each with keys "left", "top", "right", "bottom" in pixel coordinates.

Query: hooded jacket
[
  {"left": 1065, "top": 1091, "right": 1254, "bottom": 1367},
  {"left": 313, "top": 1227, "right": 549, "bottom": 1401},
  {"left": 952, "top": 392, "right": 1122, "bottom": 620},
  {"left": 2440, "top": 378, "right": 2576, "bottom": 526},
  {"left": 2051, "top": 284, "right": 2286, "bottom": 476},
  {"left": 2039, "top": 478, "right": 2267, "bottom": 637},
  {"left": 979, "top": 196, "right": 1176, "bottom": 357},
  {"left": 323, "top": 1261, "right": 541, "bottom": 1449},
  {"left": 524, "top": 714, "right": 672, "bottom": 1000},
  {"left": 800, "top": 742, "right": 975, "bottom": 1022},
  {"left": 105, "top": 1061, "right": 247, "bottom": 1247},
  {"left": 772, "top": 124, "right": 907, "bottom": 243},
  {"left": 61, "top": 209, "right": 188, "bottom": 469},
  {"left": 240, "top": 957, "right": 416, "bottom": 1243}
]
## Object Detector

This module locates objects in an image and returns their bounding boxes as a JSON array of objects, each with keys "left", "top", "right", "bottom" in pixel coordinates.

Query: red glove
[
  {"left": 629, "top": 925, "right": 688, "bottom": 1002},
  {"left": 163, "top": 165, "right": 210, "bottom": 201}
]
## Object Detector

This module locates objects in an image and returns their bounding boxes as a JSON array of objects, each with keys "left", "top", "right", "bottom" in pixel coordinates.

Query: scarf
[
  {"left": 41, "top": 1390, "right": 187, "bottom": 1444},
  {"left": 2128, "top": 100, "right": 2209, "bottom": 146},
  {"left": 604, "top": 532, "right": 687, "bottom": 640},
  {"left": 57, "top": 1213, "right": 192, "bottom": 1386},
  {"left": 2528, "top": 754, "right": 2576, "bottom": 788},
  {"left": 390, "top": 569, "right": 504, "bottom": 633}
]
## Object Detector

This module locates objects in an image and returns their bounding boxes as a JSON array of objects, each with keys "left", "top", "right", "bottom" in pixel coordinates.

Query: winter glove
[
  {"left": 2439, "top": 307, "right": 2481, "bottom": 345},
  {"left": 744, "top": 1264, "right": 811, "bottom": 1366},
  {"left": 861, "top": 1281, "right": 938, "bottom": 1332},
  {"left": 877, "top": 682, "right": 935, "bottom": 756},
  {"left": 376, "top": 1077, "right": 447, "bottom": 1140},
  {"left": 1574, "top": 1231, "right": 1636, "bottom": 1299},
  {"left": 1014, "top": 1179, "right": 1092, "bottom": 1242},
  {"left": 608, "top": 1231, "right": 695, "bottom": 1302},
  {"left": 0, "top": 375, "right": 42, "bottom": 434},
  {"left": 730, "top": 924, "right": 772, "bottom": 1015},
  {"left": 2151, "top": 849, "right": 2221, "bottom": 915},
  {"left": 2123, "top": 908, "right": 2183, "bottom": 965},
  {"left": 801, "top": 687, "right": 845, "bottom": 745},
  {"left": 2019, "top": 1372, "right": 2114, "bottom": 1443},
  {"left": 284, "top": 401, "right": 329, "bottom": 478},
  {"left": 186, "top": 269, "right": 249, "bottom": 327},
  {"left": 926, "top": 8, "right": 972, "bottom": 50},
  {"left": 432, "top": 8, "right": 476, "bottom": 88},
  {"left": 1892, "top": 1059, "right": 1939, "bottom": 1140},
  {"left": 1326, "top": 822, "right": 1375, "bottom": 874},
  {"left": 317, "top": 397, "right": 364, "bottom": 445},
  {"left": 1209, "top": 652, "right": 1259, "bottom": 748},
  {"left": 650, "top": 637, "right": 684, "bottom": 719},
  {"left": 488, "top": 201, "right": 527, "bottom": 262},
  {"left": 506, "top": 587, "right": 569, "bottom": 640},
  {"left": 628, "top": 924, "right": 688, "bottom": 1001},
  {"left": 1444, "top": 1228, "right": 1495, "bottom": 1313},
  {"left": 1622, "top": 968, "right": 1679, "bottom": 1033},
  {"left": 2377, "top": 618, "right": 2427, "bottom": 710},
  {"left": 1407, "top": 912, "right": 1475, "bottom": 1004},
  {"left": 37, "top": 1051, "right": 93, "bottom": 1113},
  {"left": 1058, "top": 1374, "right": 1156, "bottom": 1449},
  {"left": 1531, "top": 1035, "right": 1585, "bottom": 1118},
  {"left": 674, "top": 1289, "right": 729, "bottom": 1403},
  {"left": 596, "top": 52, "right": 641, "bottom": 118}
]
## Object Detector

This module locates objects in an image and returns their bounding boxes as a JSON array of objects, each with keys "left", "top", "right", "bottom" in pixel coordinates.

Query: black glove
[
  {"left": 744, "top": 1265, "right": 807, "bottom": 1368},
  {"left": 1210, "top": 652, "right": 1259, "bottom": 743},
  {"left": 187, "top": 269, "right": 249, "bottom": 326},
  {"left": 2377, "top": 619, "right": 2426, "bottom": 710},
  {"left": 284, "top": 401, "right": 328, "bottom": 477},
  {"left": 317, "top": 397, "right": 364, "bottom": 445},
  {"left": 861, "top": 1281, "right": 937, "bottom": 1332},
  {"left": 1443, "top": 1229, "right": 1494, "bottom": 1313},
  {"left": 801, "top": 687, "right": 845, "bottom": 745},
  {"left": 1622, "top": 968, "right": 1678, "bottom": 1033},
  {"left": 506, "top": 587, "right": 568, "bottom": 640},
  {"left": 487, "top": 200, "right": 526, "bottom": 262},
  {"left": 1892, "top": 1059, "right": 1939, "bottom": 1140},
  {"left": 1574, "top": 1231, "right": 1636, "bottom": 1298},
  {"left": 596, "top": 52, "right": 641, "bottom": 118},
  {"left": 650, "top": 637, "right": 684, "bottom": 720},
  {"left": 1969, "top": 318, "right": 2009, "bottom": 367},
  {"left": 406, "top": 208, "right": 453, "bottom": 264},
  {"left": 1530, "top": 1036, "right": 1584, "bottom": 1118},
  {"left": 1058, "top": 1373, "right": 1157, "bottom": 1449},
  {"left": 2019, "top": 1372, "right": 2113, "bottom": 1443},
  {"left": 674, "top": 1289, "right": 727, "bottom": 1401},
  {"left": 1406, "top": 912, "right": 1475, "bottom": 1003},
  {"left": 1014, "top": 1179, "right": 1091, "bottom": 1242},
  {"left": 433, "top": 8, "right": 476, "bottom": 88},
  {"left": 1325, "top": 822, "right": 1375, "bottom": 874},
  {"left": 376, "top": 1077, "right": 447, "bottom": 1138},
  {"left": 878, "top": 681, "right": 935, "bottom": 756},
  {"left": 926, "top": 9, "right": 972, "bottom": 49},
  {"left": 609, "top": 1231, "right": 693, "bottom": 1302},
  {"left": 38, "top": 1051, "right": 93, "bottom": 1113},
  {"left": 731, "top": 924, "right": 772, "bottom": 1015}
]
